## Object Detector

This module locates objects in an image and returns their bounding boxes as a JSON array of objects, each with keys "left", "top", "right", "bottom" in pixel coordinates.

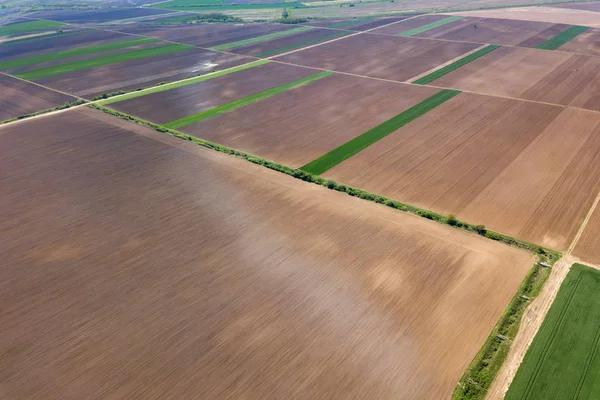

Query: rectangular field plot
[
  {"left": 323, "top": 92, "right": 600, "bottom": 250},
  {"left": 34, "top": 48, "right": 251, "bottom": 99},
  {"left": 506, "top": 264, "right": 600, "bottom": 400},
  {"left": 109, "top": 62, "right": 317, "bottom": 124},
  {"left": 25, "top": 8, "right": 173, "bottom": 23},
  {"left": 574, "top": 204, "right": 600, "bottom": 265},
  {"left": 0, "top": 107, "right": 533, "bottom": 399},
  {"left": 275, "top": 34, "right": 480, "bottom": 82},
  {"left": 0, "top": 74, "right": 76, "bottom": 122},
  {"left": 116, "top": 23, "right": 293, "bottom": 48},
  {"left": 559, "top": 27, "right": 600, "bottom": 56},
  {"left": 371, "top": 14, "right": 462, "bottom": 36},
  {"left": 0, "top": 19, "right": 66, "bottom": 37},
  {"left": 178, "top": 74, "right": 440, "bottom": 167},
  {"left": 430, "top": 46, "right": 600, "bottom": 112},
  {"left": 303, "top": 15, "right": 412, "bottom": 31}
]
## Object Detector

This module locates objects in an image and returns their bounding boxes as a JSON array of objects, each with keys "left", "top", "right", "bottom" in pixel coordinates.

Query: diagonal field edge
[
  {"left": 0, "top": 29, "right": 91, "bottom": 48},
  {"left": 163, "top": 70, "right": 334, "bottom": 129},
  {"left": 299, "top": 89, "right": 461, "bottom": 175},
  {"left": 0, "top": 37, "right": 159, "bottom": 71},
  {"left": 256, "top": 30, "right": 350, "bottom": 57},
  {"left": 99, "top": 60, "right": 270, "bottom": 105},
  {"left": 16, "top": 43, "right": 195, "bottom": 81},
  {"left": 398, "top": 15, "right": 465, "bottom": 37},
  {"left": 210, "top": 26, "right": 314, "bottom": 51},
  {"left": 536, "top": 25, "right": 589, "bottom": 50},
  {"left": 412, "top": 44, "right": 500, "bottom": 85},
  {"left": 0, "top": 20, "right": 66, "bottom": 36},
  {"left": 328, "top": 16, "right": 376, "bottom": 29}
]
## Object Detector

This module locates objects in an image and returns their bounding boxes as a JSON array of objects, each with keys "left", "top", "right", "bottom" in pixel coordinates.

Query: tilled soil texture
[
  {"left": 111, "top": 62, "right": 317, "bottom": 124},
  {"left": 415, "top": 17, "right": 569, "bottom": 48},
  {"left": 275, "top": 34, "right": 480, "bottom": 82},
  {"left": 449, "top": 7, "right": 600, "bottom": 28},
  {"left": 304, "top": 15, "right": 413, "bottom": 30},
  {"left": 180, "top": 73, "right": 440, "bottom": 167},
  {"left": 116, "top": 23, "right": 294, "bottom": 49},
  {"left": 370, "top": 14, "right": 454, "bottom": 35},
  {"left": 558, "top": 27, "right": 600, "bottom": 57},
  {"left": 26, "top": 8, "right": 173, "bottom": 23},
  {"left": 324, "top": 92, "right": 600, "bottom": 250},
  {"left": 1, "top": 30, "right": 131, "bottom": 62},
  {"left": 555, "top": 1, "right": 600, "bottom": 12},
  {"left": 225, "top": 28, "right": 354, "bottom": 57},
  {"left": 0, "top": 74, "right": 76, "bottom": 122},
  {"left": 431, "top": 46, "right": 600, "bottom": 111},
  {"left": 35, "top": 49, "right": 251, "bottom": 99},
  {"left": 574, "top": 205, "right": 600, "bottom": 264},
  {"left": 0, "top": 107, "right": 533, "bottom": 400}
]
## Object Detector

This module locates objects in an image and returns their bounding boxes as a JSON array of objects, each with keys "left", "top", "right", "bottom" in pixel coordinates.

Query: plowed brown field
[
  {"left": 0, "top": 74, "right": 76, "bottom": 121},
  {"left": 36, "top": 49, "right": 251, "bottom": 99},
  {"left": 0, "top": 107, "right": 533, "bottom": 400},
  {"left": 180, "top": 74, "right": 440, "bottom": 167},
  {"left": 559, "top": 28, "right": 600, "bottom": 57},
  {"left": 274, "top": 34, "right": 480, "bottom": 82},
  {"left": 574, "top": 205, "right": 600, "bottom": 264},
  {"left": 111, "top": 62, "right": 316, "bottom": 124},
  {"left": 324, "top": 92, "right": 600, "bottom": 250},
  {"left": 431, "top": 46, "right": 600, "bottom": 111},
  {"left": 449, "top": 7, "right": 600, "bottom": 28},
  {"left": 370, "top": 14, "right": 450, "bottom": 35}
]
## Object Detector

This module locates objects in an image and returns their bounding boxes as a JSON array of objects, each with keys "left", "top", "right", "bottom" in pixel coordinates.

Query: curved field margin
[
  {"left": 536, "top": 25, "right": 589, "bottom": 50},
  {"left": 412, "top": 44, "right": 500, "bottom": 85},
  {"left": 300, "top": 89, "right": 460, "bottom": 175},
  {"left": 505, "top": 263, "right": 600, "bottom": 400},
  {"left": 0, "top": 20, "right": 66, "bottom": 36}
]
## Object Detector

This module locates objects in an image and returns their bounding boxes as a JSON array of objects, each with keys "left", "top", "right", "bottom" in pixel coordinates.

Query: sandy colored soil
[
  {"left": 25, "top": 8, "right": 171, "bottom": 23},
  {"left": 557, "top": 27, "right": 600, "bottom": 57},
  {"left": 573, "top": 202, "right": 600, "bottom": 264},
  {"left": 111, "top": 62, "right": 316, "bottom": 124},
  {"left": 555, "top": 1, "right": 600, "bottom": 12},
  {"left": 275, "top": 34, "right": 480, "bottom": 82},
  {"left": 0, "top": 107, "right": 533, "bottom": 400},
  {"left": 324, "top": 92, "right": 600, "bottom": 250},
  {"left": 417, "top": 17, "right": 567, "bottom": 48},
  {"left": 432, "top": 46, "right": 600, "bottom": 111},
  {"left": 37, "top": 49, "right": 251, "bottom": 99},
  {"left": 181, "top": 73, "right": 439, "bottom": 167},
  {"left": 0, "top": 74, "right": 76, "bottom": 121},
  {"left": 370, "top": 14, "right": 452, "bottom": 35},
  {"left": 116, "top": 23, "right": 293, "bottom": 49},
  {"left": 449, "top": 7, "right": 600, "bottom": 28},
  {"left": 229, "top": 28, "right": 353, "bottom": 56}
]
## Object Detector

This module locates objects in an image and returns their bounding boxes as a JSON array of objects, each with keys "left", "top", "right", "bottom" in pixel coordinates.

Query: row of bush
[{"left": 2, "top": 99, "right": 86, "bottom": 125}]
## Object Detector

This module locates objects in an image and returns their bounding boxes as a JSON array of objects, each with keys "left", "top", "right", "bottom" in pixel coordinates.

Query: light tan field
[
  {"left": 431, "top": 46, "right": 600, "bottom": 111},
  {"left": 450, "top": 6, "right": 600, "bottom": 28},
  {"left": 0, "top": 107, "right": 534, "bottom": 400},
  {"left": 324, "top": 92, "right": 600, "bottom": 250},
  {"left": 574, "top": 204, "right": 600, "bottom": 264},
  {"left": 559, "top": 27, "right": 600, "bottom": 57}
]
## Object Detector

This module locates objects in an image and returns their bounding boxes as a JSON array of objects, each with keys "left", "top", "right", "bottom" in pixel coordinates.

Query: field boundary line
[
  {"left": 266, "top": 31, "right": 360, "bottom": 59},
  {"left": 210, "top": 25, "right": 314, "bottom": 51},
  {"left": 567, "top": 187, "right": 600, "bottom": 254},
  {"left": 405, "top": 43, "right": 487, "bottom": 82},
  {"left": 0, "top": 71, "right": 87, "bottom": 101},
  {"left": 397, "top": 15, "right": 465, "bottom": 37}
]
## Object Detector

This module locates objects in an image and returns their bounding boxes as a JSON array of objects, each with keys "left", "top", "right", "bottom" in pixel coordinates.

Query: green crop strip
[
  {"left": 412, "top": 44, "right": 500, "bottom": 85},
  {"left": 398, "top": 16, "right": 465, "bottom": 37},
  {"left": 0, "top": 37, "right": 159, "bottom": 71},
  {"left": 0, "top": 29, "right": 90, "bottom": 48},
  {"left": 210, "top": 26, "right": 313, "bottom": 51},
  {"left": 300, "top": 89, "right": 460, "bottom": 175},
  {"left": 328, "top": 17, "right": 375, "bottom": 29},
  {"left": 0, "top": 20, "right": 66, "bottom": 36},
  {"left": 98, "top": 60, "right": 269, "bottom": 105},
  {"left": 504, "top": 263, "right": 600, "bottom": 400},
  {"left": 163, "top": 70, "right": 333, "bottom": 129},
  {"left": 255, "top": 31, "right": 350, "bottom": 57},
  {"left": 536, "top": 25, "right": 589, "bottom": 50},
  {"left": 16, "top": 43, "right": 194, "bottom": 80}
]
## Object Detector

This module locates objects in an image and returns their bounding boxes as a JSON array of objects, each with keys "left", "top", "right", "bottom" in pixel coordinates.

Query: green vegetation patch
[
  {"left": 328, "top": 16, "right": 375, "bottom": 29},
  {"left": 98, "top": 60, "right": 269, "bottom": 104},
  {"left": 505, "top": 263, "right": 600, "bottom": 400},
  {"left": 163, "top": 70, "right": 333, "bottom": 129},
  {"left": 153, "top": 12, "right": 243, "bottom": 24},
  {"left": 398, "top": 15, "right": 464, "bottom": 37},
  {"left": 17, "top": 43, "right": 194, "bottom": 80},
  {"left": 255, "top": 30, "right": 350, "bottom": 57},
  {"left": 413, "top": 44, "right": 500, "bottom": 85},
  {"left": 0, "top": 20, "right": 66, "bottom": 36},
  {"left": 0, "top": 29, "right": 89, "bottom": 47},
  {"left": 0, "top": 37, "right": 158, "bottom": 71},
  {"left": 536, "top": 25, "right": 589, "bottom": 50},
  {"left": 156, "top": 0, "right": 303, "bottom": 10},
  {"left": 210, "top": 26, "right": 313, "bottom": 51},
  {"left": 300, "top": 89, "right": 460, "bottom": 175}
]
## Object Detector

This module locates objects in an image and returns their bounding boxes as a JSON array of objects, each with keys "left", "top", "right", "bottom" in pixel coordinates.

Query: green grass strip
[
  {"left": 0, "top": 20, "right": 66, "bottom": 36},
  {"left": 163, "top": 70, "right": 333, "bottom": 129},
  {"left": 16, "top": 43, "right": 194, "bottom": 81},
  {"left": 300, "top": 89, "right": 461, "bottom": 175},
  {"left": 0, "top": 29, "right": 89, "bottom": 47},
  {"left": 412, "top": 44, "right": 500, "bottom": 85},
  {"left": 328, "top": 17, "right": 374, "bottom": 29},
  {"left": 99, "top": 60, "right": 269, "bottom": 105},
  {"left": 0, "top": 37, "right": 159, "bottom": 71},
  {"left": 255, "top": 30, "right": 350, "bottom": 57},
  {"left": 210, "top": 26, "right": 313, "bottom": 51},
  {"left": 398, "top": 15, "right": 464, "bottom": 37},
  {"left": 536, "top": 25, "right": 589, "bottom": 50}
]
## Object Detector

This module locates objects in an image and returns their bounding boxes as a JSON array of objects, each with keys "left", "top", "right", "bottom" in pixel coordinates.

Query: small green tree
[
  {"left": 281, "top": 8, "right": 289, "bottom": 19},
  {"left": 446, "top": 213, "right": 458, "bottom": 226}
]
